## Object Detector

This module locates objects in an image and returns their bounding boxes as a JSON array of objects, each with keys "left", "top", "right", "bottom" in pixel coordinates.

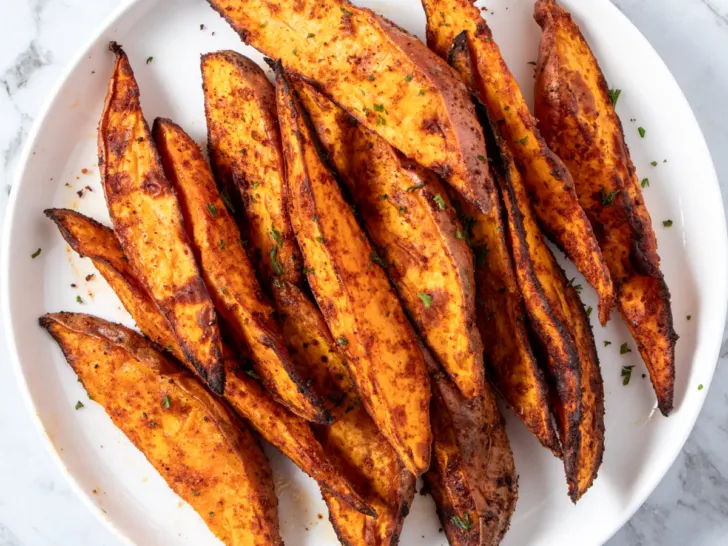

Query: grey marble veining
[{"left": 0, "top": 1, "right": 726, "bottom": 545}]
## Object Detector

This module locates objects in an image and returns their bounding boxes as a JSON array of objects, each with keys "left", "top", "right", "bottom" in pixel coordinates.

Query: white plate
[{"left": 1, "top": 0, "right": 726, "bottom": 545}]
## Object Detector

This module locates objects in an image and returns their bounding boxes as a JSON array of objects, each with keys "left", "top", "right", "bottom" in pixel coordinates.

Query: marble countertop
[{"left": 0, "top": 0, "right": 726, "bottom": 545}]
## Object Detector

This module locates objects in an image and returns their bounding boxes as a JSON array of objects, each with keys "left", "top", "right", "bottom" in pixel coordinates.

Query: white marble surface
[{"left": 0, "top": 0, "right": 726, "bottom": 544}]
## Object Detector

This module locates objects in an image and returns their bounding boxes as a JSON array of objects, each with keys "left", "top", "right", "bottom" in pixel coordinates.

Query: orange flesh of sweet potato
[
  {"left": 276, "top": 66, "right": 432, "bottom": 477},
  {"left": 202, "top": 51, "right": 302, "bottom": 287},
  {"left": 421, "top": 0, "right": 615, "bottom": 326},
  {"left": 152, "top": 117, "right": 330, "bottom": 425},
  {"left": 40, "top": 312, "right": 281, "bottom": 546},
  {"left": 206, "top": 0, "right": 497, "bottom": 216},
  {"left": 449, "top": 36, "right": 605, "bottom": 501},
  {"left": 534, "top": 0, "right": 676, "bottom": 415},
  {"left": 294, "top": 78, "right": 485, "bottom": 400},
  {"left": 98, "top": 42, "right": 225, "bottom": 394},
  {"left": 44, "top": 208, "right": 371, "bottom": 514}
]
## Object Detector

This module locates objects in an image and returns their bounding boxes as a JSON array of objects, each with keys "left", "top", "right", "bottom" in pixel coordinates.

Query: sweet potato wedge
[
  {"left": 40, "top": 312, "right": 281, "bottom": 545},
  {"left": 276, "top": 66, "right": 432, "bottom": 476},
  {"left": 152, "top": 117, "right": 330, "bottom": 424},
  {"left": 44, "top": 208, "right": 372, "bottom": 515},
  {"left": 421, "top": 0, "right": 615, "bottom": 326},
  {"left": 294, "top": 78, "right": 485, "bottom": 400},
  {"left": 449, "top": 38, "right": 605, "bottom": 500},
  {"left": 206, "top": 0, "right": 497, "bottom": 216},
  {"left": 534, "top": 0, "right": 676, "bottom": 415},
  {"left": 424, "top": 345, "right": 517, "bottom": 546},
  {"left": 98, "top": 42, "right": 225, "bottom": 394},
  {"left": 202, "top": 51, "right": 302, "bottom": 287}
]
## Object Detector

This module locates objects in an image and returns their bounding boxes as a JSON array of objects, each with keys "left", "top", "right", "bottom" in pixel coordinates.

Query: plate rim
[{"left": 1, "top": 0, "right": 726, "bottom": 545}]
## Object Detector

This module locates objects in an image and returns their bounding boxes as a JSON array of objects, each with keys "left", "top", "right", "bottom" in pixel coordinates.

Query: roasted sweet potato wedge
[
  {"left": 44, "top": 208, "right": 372, "bottom": 515},
  {"left": 152, "top": 117, "right": 330, "bottom": 424},
  {"left": 449, "top": 38, "right": 605, "bottom": 501},
  {"left": 98, "top": 42, "right": 225, "bottom": 394},
  {"left": 202, "top": 51, "right": 302, "bottom": 287},
  {"left": 534, "top": 0, "right": 676, "bottom": 415},
  {"left": 277, "top": 67, "right": 432, "bottom": 476},
  {"left": 294, "top": 78, "right": 485, "bottom": 400},
  {"left": 421, "top": 0, "right": 615, "bottom": 326},
  {"left": 40, "top": 312, "right": 281, "bottom": 545},
  {"left": 424, "top": 345, "right": 517, "bottom": 546},
  {"left": 206, "top": 0, "right": 498, "bottom": 216}
]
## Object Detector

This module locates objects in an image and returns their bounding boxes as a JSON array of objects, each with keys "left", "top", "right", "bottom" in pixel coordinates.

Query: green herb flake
[
  {"left": 76, "top": 295, "right": 83, "bottom": 304},
  {"left": 260, "top": 21, "right": 268, "bottom": 28},
  {"left": 601, "top": 188, "right": 620, "bottom": 206},
  {"left": 341, "top": 7, "right": 353, "bottom": 16},
  {"left": 477, "top": 154, "right": 486, "bottom": 162},
  {"left": 193, "top": 491, "right": 200, "bottom": 497},
  {"left": 405, "top": 74, "right": 413, "bottom": 82},
  {"left": 270, "top": 245, "right": 285, "bottom": 275},
  {"left": 31, "top": 248, "right": 41, "bottom": 259},
  {"left": 146, "top": 56, "right": 153, "bottom": 64},
  {"left": 251, "top": 181, "right": 261, "bottom": 189},
  {"left": 604, "top": 340, "right": 612, "bottom": 347},
  {"left": 162, "top": 395, "right": 171, "bottom": 410},
  {"left": 270, "top": 227, "right": 284, "bottom": 245},
  {"left": 292, "top": 48, "right": 297, "bottom": 56},
  {"left": 306, "top": 32, "right": 315, "bottom": 39},
  {"left": 585, "top": 306, "right": 593, "bottom": 318},
  {"left": 206, "top": 203, "right": 219, "bottom": 218},
  {"left": 621, "top": 365, "right": 635, "bottom": 385},
  {"left": 316, "top": 236, "right": 324, "bottom": 243},
  {"left": 433, "top": 194, "right": 446, "bottom": 210},
  {"left": 245, "top": 369, "right": 261, "bottom": 380},
  {"left": 75, "top": 401, "right": 84, "bottom": 410},
  {"left": 368, "top": 74, "right": 375, "bottom": 81},
  {"left": 418, "top": 293, "right": 433, "bottom": 308},
  {"left": 219, "top": 239, "right": 225, "bottom": 250},
  {"left": 406, "top": 183, "right": 425, "bottom": 192},
  {"left": 519, "top": 136, "right": 528, "bottom": 145},
  {"left": 620, "top": 342, "right": 632, "bottom": 355},
  {"left": 302, "top": 266, "right": 315, "bottom": 275},
  {"left": 456, "top": 229, "right": 465, "bottom": 240},
  {"left": 379, "top": 194, "right": 388, "bottom": 200},
  {"left": 641, "top": 178, "right": 650, "bottom": 188},
  {"left": 638, "top": 126, "right": 646, "bottom": 138},
  {"left": 370, "top": 250, "right": 387, "bottom": 268},
  {"left": 418, "top": 89, "right": 425, "bottom": 96},
  {"left": 608, "top": 88, "right": 622, "bottom": 107},
  {"left": 451, "top": 513, "right": 473, "bottom": 531},
  {"left": 337, "top": 337, "right": 349, "bottom": 347},
  {"left": 398, "top": 206, "right": 406, "bottom": 214},
  {"left": 698, "top": 383, "right": 704, "bottom": 390},
  {"left": 527, "top": 61, "right": 537, "bottom": 66},
  {"left": 663, "top": 219, "right": 673, "bottom": 227},
  {"left": 573, "top": 283, "right": 583, "bottom": 294},
  {"left": 650, "top": 161, "right": 658, "bottom": 167},
  {"left": 220, "top": 188, "right": 235, "bottom": 213}
]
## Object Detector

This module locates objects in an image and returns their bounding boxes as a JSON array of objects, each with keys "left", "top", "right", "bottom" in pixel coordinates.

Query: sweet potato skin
[
  {"left": 424, "top": 346, "right": 517, "bottom": 546},
  {"left": 277, "top": 66, "right": 432, "bottom": 476},
  {"left": 152, "top": 117, "right": 330, "bottom": 425},
  {"left": 294, "top": 79, "right": 485, "bottom": 400},
  {"left": 98, "top": 42, "right": 225, "bottom": 394},
  {"left": 40, "top": 312, "right": 281, "bottom": 546},
  {"left": 421, "top": 0, "right": 615, "bottom": 326},
  {"left": 449, "top": 38, "right": 604, "bottom": 501},
  {"left": 45, "top": 208, "right": 370, "bottom": 514},
  {"left": 202, "top": 51, "right": 302, "bottom": 287},
  {"left": 534, "top": 0, "right": 676, "bottom": 415},
  {"left": 206, "top": 0, "right": 496, "bottom": 216}
]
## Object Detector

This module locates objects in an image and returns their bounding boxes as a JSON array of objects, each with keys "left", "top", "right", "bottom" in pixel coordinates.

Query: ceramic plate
[{"left": 2, "top": 0, "right": 726, "bottom": 544}]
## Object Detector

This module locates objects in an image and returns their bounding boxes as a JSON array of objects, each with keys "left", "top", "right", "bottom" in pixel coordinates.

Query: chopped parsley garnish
[
  {"left": 405, "top": 74, "right": 413, "bottom": 82},
  {"left": 650, "top": 161, "right": 658, "bottom": 167},
  {"left": 76, "top": 295, "right": 83, "bottom": 304},
  {"left": 620, "top": 342, "right": 632, "bottom": 355},
  {"left": 341, "top": 7, "right": 353, "bottom": 16},
  {"left": 270, "top": 227, "right": 284, "bottom": 245},
  {"left": 260, "top": 22, "right": 268, "bottom": 28},
  {"left": 219, "top": 239, "right": 225, "bottom": 250},
  {"left": 302, "top": 266, "right": 315, "bottom": 275},
  {"left": 316, "top": 236, "right": 324, "bottom": 243},
  {"left": 585, "top": 306, "right": 593, "bottom": 318},
  {"left": 206, "top": 203, "right": 219, "bottom": 218},
  {"left": 418, "top": 293, "right": 433, "bottom": 308},
  {"left": 604, "top": 340, "right": 612, "bottom": 347},
  {"left": 451, "top": 513, "right": 473, "bottom": 531},
  {"left": 601, "top": 188, "right": 620, "bottom": 206},
  {"left": 270, "top": 245, "right": 285, "bottom": 275},
  {"left": 638, "top": 127, "right": 646, "bottom": 138},
  {"left": 193, "top": 492, "right": 200, "bottom": 497},
  {"left": 370, "top": 250, "right": 387, "bottom": 268},
  {"left": 519, "top": 136, "right": 528, "bottom": 145},
  {"left": 433, "top": 194, "right": 446, "bottom": 210},
  {"left": 75, "top": 401, "right": 84, "bottom": 410},
  {"left": 621, "top": 365, "right": 635, "bottom": 385},
  {"left": 379, "top": 194, "right": 388, "bottom": 200},
  {"left": 251, "top": 181, "right": 261, "bottom": 189},
  {"left": 663, "top": 219, "right": 673, "bottom": 227},
  {"left": 477, "top": 154, "right": 486, "bottom": 162},
  {"left": 608, "top": 88, "right": 621, "bottom": 107},
  {"left": 162, "top": 395, "right": 170, "bottom": 410},
  {"left": 146, "top": 56, "right": 153, "bottom": 64},
  {"left": 31, "top": 248, "right": 41, "bottom": 259},
  {"left": 641, "top": 178, "right": 650, "bottom": 188},
  {"left": 245, "top": 369, "right": 260, "bottom": 380},
  {"left": 368, "top": 74, "right": 375, "bottom": 81},
  {"left": 406, "top": 183, "right": 425, "bottom": 192},
  {"left": 418, "top": 89, "right": 425, "bottom": 96},
  {"left": 698, "top": 384, "right": 704, "bottom": 390},
  {"left": 292, "top": 48, "right": 297, "bottom": 56},
  {"left": 456, "top": 229, "right": 465, "bottom": 240},
  {"left": 337, "top": 337, "right": 349, "bottom": 347},
  {"left": 307, "top": 32, "right": 315, "bottom": 39}
]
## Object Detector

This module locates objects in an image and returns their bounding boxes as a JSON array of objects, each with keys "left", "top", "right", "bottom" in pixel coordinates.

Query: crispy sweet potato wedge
[
  {"left": 276, "top": 67, "right": 432, "bottom": 476},
  {"left": 202, "top": 51, "right": 302, "bottom": 287},
  {"left": 152, "top": 117, "right": 330, "bottom": 424},
  {"left": 534, "top": 0, "right": 676, "bottom": 415},
  {"left": 450, "top": 38, "right": 605, "bottom": 500},
  {"left": 294, "top": 78, "right": 485, "bottom": 400},
  {"left": 44, "top": 208, "right": 372, "bottom": 515},
  {"left": 421, "top": 0, "right": 615, "bottom": 326},
  {"left": 206, "top": 0, "right": 497, "bottom": 216},
  {"left": 40, "top": 312, "right": 281, "bottom": 545},
  {"left": 423, "top": 345, "right": 517, "bottom": 546},
  {"left": 98, "top": 42, "right": 225, "bottom": 394}
]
